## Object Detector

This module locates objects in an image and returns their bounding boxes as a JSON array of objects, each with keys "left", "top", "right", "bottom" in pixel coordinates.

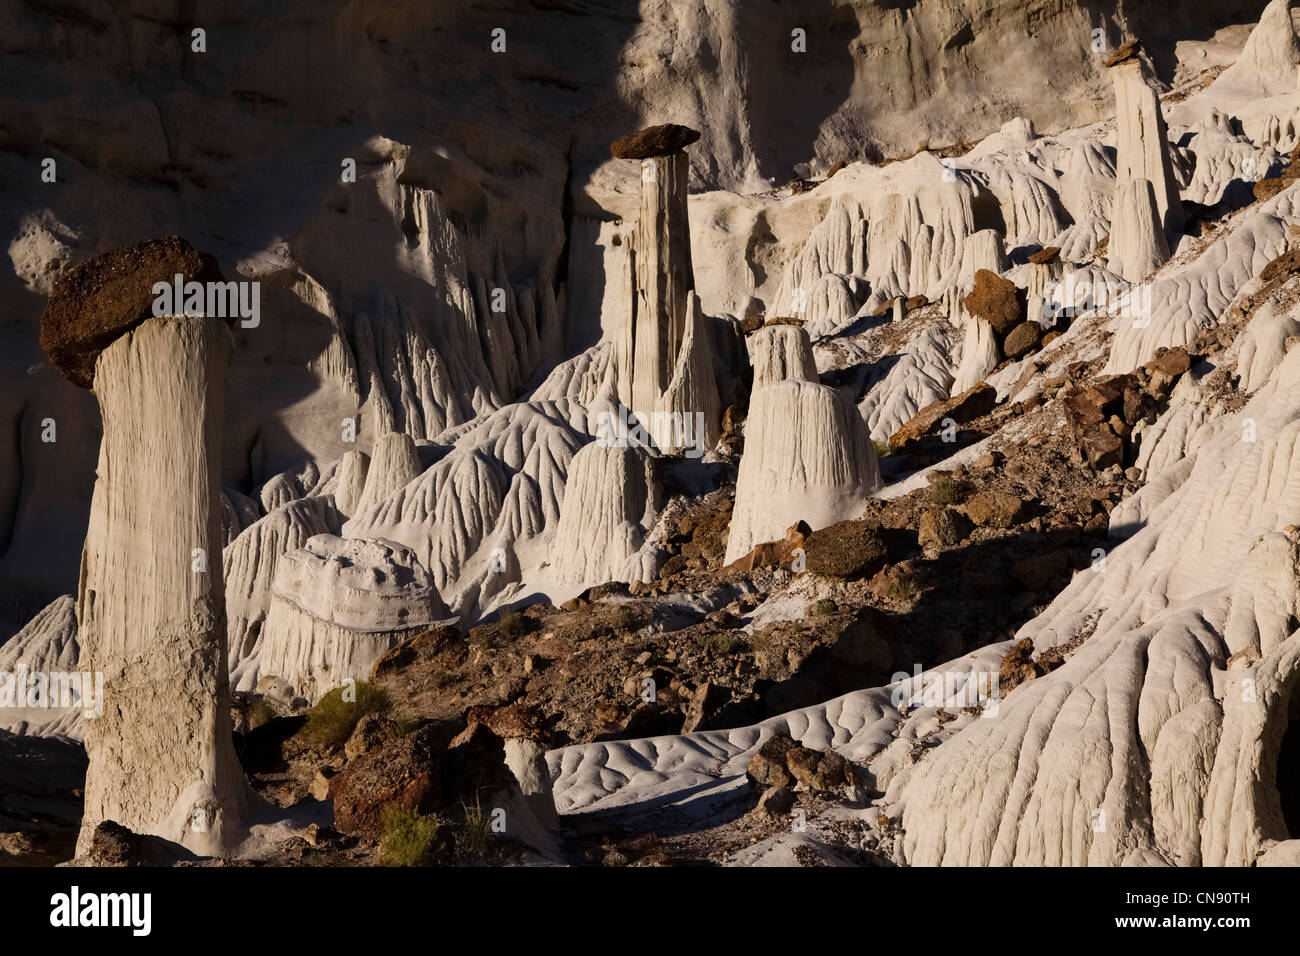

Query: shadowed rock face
[
  {"left": 39, "top": 236, "right": 225, "bottom": 389},
  {"left": 610, "top": 123, "right": 701, "bottom": 159}
]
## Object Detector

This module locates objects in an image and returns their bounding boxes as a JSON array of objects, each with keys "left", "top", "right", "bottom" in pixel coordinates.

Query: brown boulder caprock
[
  {"left": 40, "top": 236, "right": 225, "bottom": 389},
  {"left": 610, "top": 123, "right": 701, "bottom": 160},
  {"left": 962, "top": 269, "right": 1024, "bottom": 336},
  {"left": 1027, "top": 246, "right": 1061, "bottom": 265},
  {"left": 747, "top": 733, "right": 798, "bottom": 789},
  {"left": 1104, "top": 38, "right": 1141, "bottom": 68}
]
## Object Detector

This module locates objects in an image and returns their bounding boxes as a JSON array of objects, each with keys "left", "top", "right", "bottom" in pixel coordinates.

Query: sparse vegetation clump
[
  {"left": 928, "top": 473, "right": 960, "bottom": 506},
  {"left": 697, "top": 631, "right": 742, "bottom": 656},
  {"left": 379, "top": 806, "right": 440, "bottom": 866},
  {"left": 300, "top": 681, "right": 391, "bottom": 750}
]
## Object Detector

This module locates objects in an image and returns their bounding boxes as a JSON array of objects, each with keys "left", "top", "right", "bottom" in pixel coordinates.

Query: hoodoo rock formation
[
  {"left": 41, "top": 239, "right": 254, "bottom": 857},
  {"left": 749, "top": 324, "right": 818, "bottom": 391},
  {"left": 10, "top": 0, "right": 1300, "bottom": 874},
  {"left": 259, "top": 535, "right": 449, "bottom": 703},
  {"left": 613, "top": 125, "right": 722, "bottom": 457},
  {"left": 1109, "top": 39, "right": 1185, "bottom": 234},
  {"left": 724, "top": 380, "right": 881, "bottom": 565},
  {"left": 548, "top": 442, "right": 659, "bottom": 591}
]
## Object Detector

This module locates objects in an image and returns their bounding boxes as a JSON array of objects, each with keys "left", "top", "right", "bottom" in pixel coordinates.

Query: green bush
[
  {"left": 300, "top": 681, "right": 390, "bottom": 750},
  {"left": 379, "top": 806, "right": 439, "bottom": 866},
  {"left": 697, "top": 632, "right": 741, "bottom": 656},
  {"left": 497, "top": 610, "right": 534, "bottom": 640},
  {"left": 928, "top": 474, "right": 959, "bottom": 506}
]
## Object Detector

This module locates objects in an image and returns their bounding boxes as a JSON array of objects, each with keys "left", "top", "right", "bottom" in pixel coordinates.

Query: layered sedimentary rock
[
  {"left": 724, "top": 381, "right": 880, "bottom": 564},
  {"left": 548, "top": 442, "right": 659, "bottom": 590},
  {"left": 749, "top": 324, "right": 818, "bottom": 391},
  {"left": 1109, "top": 44, "right": 1184, "bottom": 233},
  {"left": 223, "top": 496, "right": 339, "bottom": 692},
  {"left": 259, "top": 535, "right": 449, "bottom": 702}
]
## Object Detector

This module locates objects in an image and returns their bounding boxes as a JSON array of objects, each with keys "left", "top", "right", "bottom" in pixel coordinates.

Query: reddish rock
[
  {"left": 1028, "top": 246, "right": 1061, "bottom": 265},
  {"left": 1103, "top": 37, "right": 1141, "bottom": 68},
  {"left": 999, "top": 638, "right": 1043, "bottom": 691},
  {"left": 889, "top": 383, "right": 997, "bottom": 448},
  {"left": 963, "top": 269, "right": 1025, "bottom": 336},
  {"left": 330, "top": 725, "right": 442, "bottom": 837},
  {"left": 725, "top": 521, "right": 810, "bottom": 572},
  {"left": 785, "top": 746, "right": 850, "bottom": 792},
  {"left": 747, "top": 733, "right": 798, "bottom": 789}
]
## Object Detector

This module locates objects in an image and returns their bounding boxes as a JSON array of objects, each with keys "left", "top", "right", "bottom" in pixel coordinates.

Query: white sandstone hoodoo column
[
  {"left": 1108, "top": 39, "right": 1185, "bottom": 233},
  {"left": 39, "top": 237, "right": 255, "bottom": 856},
  {"left": 749, "top": 323, "right": 818, "bottom": 391},
  {"left": 610, "top": 124, "right": 722, "bottom": 457},
  {"left": 549, "top": 442, "right": 657, "bottom": 590},
  {"left": 1108, "top": 177, "right": 1172, "bottom": 281},
  {"left": 724, "top": 380, "right": 881, "bottom": 564}
]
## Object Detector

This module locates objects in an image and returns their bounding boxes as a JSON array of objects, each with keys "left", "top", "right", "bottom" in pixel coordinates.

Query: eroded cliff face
[{"left": 0, "top": 0, "right": 1270, "bottom": 622}]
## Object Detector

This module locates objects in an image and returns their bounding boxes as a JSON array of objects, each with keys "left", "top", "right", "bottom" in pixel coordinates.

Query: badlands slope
[{"left": 3, "top": 0, "right": 1300, "bottom": 866}]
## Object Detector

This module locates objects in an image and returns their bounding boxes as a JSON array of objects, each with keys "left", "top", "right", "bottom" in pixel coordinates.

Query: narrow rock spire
[
  {"left": 1108, "top": 40, "right": 1185, "bottom": 232},
  {"left": 41, "top": 237, "right": 255, "bottom": 856}
]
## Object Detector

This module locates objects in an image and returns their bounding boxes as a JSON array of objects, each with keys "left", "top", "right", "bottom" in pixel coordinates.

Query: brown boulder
[
  {"left": 747, "top": 733, "right": 798, "bottom": 789},
  {"left": 962, "top": 490, "right": 1029, "bottom": 529},
  {"left": 803, "top": 520, "right": 889, "bottom": 578},
  {"left": 1003, "top": 320, "right": 1042, "bottom": 359},
  {"left": 1028, "top": 246, "right": 1061, "bottom": 265},
  {"left": 725, "top": 521, "right": 810, "bottom": 572},
  {"left": 610, "top": 123, "right": 701, "bottom": 159},
  {"left": 330, "top": 725, "right": 442, "bottom": 837},
  {"left": 905, "top": 294, "right": 928, "bottom": 311},
  {"left": 963, "top": 269, "right": 1024, "bottom": 336},
  {"left": 40, "top": 236, "right": 227, "bottom": 389},
  {"left": 889, "top": 383, "right": 997, "bottom": 448},
  {"left": 999, "top": 638, "right": 1043, "bottom": 692},
  {"left": 1080, "top": 424, "right": 1124, "bottom": 469},
  {"left": 785, "top": 746, "right": 850, "bottom": 792},
  {"left": 919, "top": 507, "right": 973, "bottom": 550}
]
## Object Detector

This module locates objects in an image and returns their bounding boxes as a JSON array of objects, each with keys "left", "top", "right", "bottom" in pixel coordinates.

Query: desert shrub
[
  {"left": 697, "top": 631, "right": 741, "bottom": 656},
  {"left": 379, "top": 806, "right": 439, "bottom": 866},
  {"left": 891, "top": 574, "right": 917, "bottom": 602},
  {"left": 460, "top": 800, "right": 492, "bottom": 858},
  {"left": 300, "top": 681, "right": 390, "bottom": 750},
  {"left": 497, "top": 610, "right": 534, "bottom": 640},
  {"left": 928, "top": 474, "right": 959, "bottom": 506}
]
